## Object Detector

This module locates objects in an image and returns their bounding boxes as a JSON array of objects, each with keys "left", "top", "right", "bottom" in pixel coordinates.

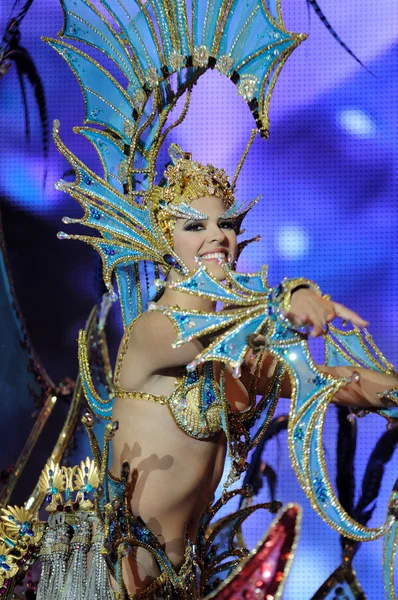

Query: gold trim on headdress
[{"left": 147, "top": 143, "right": 236, "bottom": 242}]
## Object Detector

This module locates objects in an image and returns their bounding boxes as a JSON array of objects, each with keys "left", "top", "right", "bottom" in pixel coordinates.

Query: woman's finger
[
  {"left": 309, "top": 322, "right": 325, "bottom": 338},
  {"left": 282, "top": 311, "right": 311, "bottom": 328},
  {"left": 333, "top": 302, "right": 369, "bottom": 327}
]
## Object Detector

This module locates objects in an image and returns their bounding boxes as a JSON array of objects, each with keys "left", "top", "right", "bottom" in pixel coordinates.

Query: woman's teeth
[{"left": 201, "top": 252, "right": 226, "bottom": 261}]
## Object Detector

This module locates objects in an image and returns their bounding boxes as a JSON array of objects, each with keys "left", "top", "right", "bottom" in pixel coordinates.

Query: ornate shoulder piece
[
  {"left": 154, "top": 262, "right": 398, "bottom": 549},
  {"left": 151, "top": 262, "right": 303, "bottom": 377}
]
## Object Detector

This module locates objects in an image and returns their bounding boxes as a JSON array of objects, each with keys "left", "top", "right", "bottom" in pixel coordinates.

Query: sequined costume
[
  {"left": 2, "top": 1, "right": 398, "bottom": 599},
  {"left": 114, "top": 319, "right": 227, "bottom": 439}
]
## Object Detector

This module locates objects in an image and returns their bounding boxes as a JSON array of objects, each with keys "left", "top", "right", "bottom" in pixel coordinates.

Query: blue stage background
[{"left": 0, "top": 0, "right": 397, "bottom": 597}]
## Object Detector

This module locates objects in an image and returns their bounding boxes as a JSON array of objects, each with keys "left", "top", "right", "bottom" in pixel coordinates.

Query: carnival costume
[{"left": 2, "top": 1, "right": 398, "bottom": 599}]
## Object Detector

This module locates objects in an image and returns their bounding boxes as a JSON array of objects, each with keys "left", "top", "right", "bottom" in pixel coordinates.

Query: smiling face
[{"left": 172, "top": 196, "right": 238, "bottom": 280}]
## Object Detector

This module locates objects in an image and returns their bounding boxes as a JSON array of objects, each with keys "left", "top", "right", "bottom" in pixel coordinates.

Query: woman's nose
[{"left": 207, "top": 224, "right": 227, "bottom": 244}]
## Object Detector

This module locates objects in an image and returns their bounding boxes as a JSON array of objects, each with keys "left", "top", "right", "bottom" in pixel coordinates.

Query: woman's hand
[{"left": 284, "top": 288, "right": 368, "bottom": 337}]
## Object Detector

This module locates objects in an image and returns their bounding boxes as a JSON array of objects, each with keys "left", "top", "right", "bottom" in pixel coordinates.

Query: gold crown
[
  {"left": 162, "top": 144, "right": 235, "bottom": 207},
  {"left": 147, "top": 144, "right": 235, "bottom": 244}
]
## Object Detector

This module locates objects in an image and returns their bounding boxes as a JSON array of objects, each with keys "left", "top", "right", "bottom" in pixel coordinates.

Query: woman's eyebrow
[{"left": 183, "top": 216, "right": 208, "bottom": 224}]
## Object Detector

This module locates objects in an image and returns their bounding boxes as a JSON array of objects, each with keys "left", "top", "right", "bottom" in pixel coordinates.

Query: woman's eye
[
  {"left": 219, "top": 220, "right": 235, "bottom": 229},
  {"left": 184, "top": 222, "right": 205, "bottom": 231}
]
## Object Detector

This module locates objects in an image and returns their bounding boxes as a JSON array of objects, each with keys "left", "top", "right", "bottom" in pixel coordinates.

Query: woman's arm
[
  {"left": 242, "top": 345, "right": 398, "bottom": 410},
  {"left": 248, "top": 285, "right": 398, "bottom": 409}
]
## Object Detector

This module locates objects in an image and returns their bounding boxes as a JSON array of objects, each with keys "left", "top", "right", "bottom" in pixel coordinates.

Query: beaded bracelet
[{"left": 277, "top": 277, "right": 323, "bottom": 312}]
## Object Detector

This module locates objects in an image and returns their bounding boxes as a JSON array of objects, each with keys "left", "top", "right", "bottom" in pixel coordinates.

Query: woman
[
  {"left": 41, "top": 0, "right": 398, "bottom": 596},
  {"left": 111, "top": 189, "right": 398, "bottom": 596}
]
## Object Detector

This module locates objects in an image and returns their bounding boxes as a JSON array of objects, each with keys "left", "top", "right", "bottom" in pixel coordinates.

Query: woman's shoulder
[
  {"left": 127, "top": 307, "right": 177, "bottom": 349},
  {"left": 115, "top": 309, "right": 177, "bottom": 391},
  {"left": 119, "top": 306, "right": 204, "bottom": 373}
]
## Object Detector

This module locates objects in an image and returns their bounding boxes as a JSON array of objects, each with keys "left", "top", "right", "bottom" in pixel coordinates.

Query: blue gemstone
[
  {"left": 164, "top": 254, "right": 177, "bottom": 267},
  {"left": 186, "top": 371, "right": 197, "bottom": 383},
  {"left": 238, "top": 275, "right": 250, "bottom": 284},
  {"left": 313, "top": 374, "right": 327, "bottom": 387},
  {"left": 19, "top": 522, "right": 33, "bottom": 536},
  {"left": 294, "top": 427, "right": 304, "bottom": 441},
  {"left": 313, "top": 476, "right": 328, "bottom": 504}
]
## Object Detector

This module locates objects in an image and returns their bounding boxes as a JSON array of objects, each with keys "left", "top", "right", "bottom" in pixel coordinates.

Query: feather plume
[
  {"left": 242, "top": 415, "right": 288, "bottom": 498},
  {"left": 353, "top": 427, "right": 398, "bottom": 526},
  {"left": 306, "top": 0, "right": 373, "bottom": 74},
  {"left": 1, "top": 0, "right": 49, "bottom": 185},
  {"left": 336, "top": 406, "right": 357, "bottom": 517}
]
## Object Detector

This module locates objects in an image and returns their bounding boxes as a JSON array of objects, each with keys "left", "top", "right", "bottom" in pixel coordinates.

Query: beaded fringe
[
  {"left": 61, "top": 517, "right": 91, "bottom": 600},
  {"left": 84, "top": 527, "right": 114, "bottom": 600},
  {"left": 37, "top": 516, "right": 113, "bottom": 600},
  {"left": 37, "top": 514, "right": 72, "bottom": 600}
]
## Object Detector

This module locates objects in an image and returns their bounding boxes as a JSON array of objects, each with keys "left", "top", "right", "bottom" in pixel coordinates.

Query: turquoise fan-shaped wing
[
  {"left": 156, "top": 263, "right": 398, "bottom": 542},
  {"left": 325, "top": 325, "right": 395, "bottom": 373},
  {"left": 154, "top": 263, "right": 294, "bottom": 371},
  {"left": 46, "top": 0, "right": 306, "bottom": 327}
]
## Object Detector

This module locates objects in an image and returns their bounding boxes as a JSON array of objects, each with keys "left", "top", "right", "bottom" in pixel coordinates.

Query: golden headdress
[{"left": 147, "top": 143, "right": 235, "bottom": 243}]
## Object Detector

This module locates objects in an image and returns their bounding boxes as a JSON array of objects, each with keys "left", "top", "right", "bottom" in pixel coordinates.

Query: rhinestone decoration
[
  {"left": 293, "top": 425, "right": 304, "bottom": 441},
  {"left": 237, "top": 74, "right": 259, "bottom": 101},
  {"left": 96, "top": 138, "right": 109, "bottom": 155},
  {"left": 90, "top": 207, "right": 101, "bottom": 220},
  {"left": 129, "top": 86, "right": 147, "bottom": 110},
  {"left": 118, "top": 159, "right": 128, "bottom": 181},
  {"left": 193, "top": 45, "right": 210, "bottom": 68},
  {"left": 91, "top": 107, "right": 102, "bottom": 118},
  {"left": 169, "top": 50, "right": 185, "bottom": 71},
  {"left": 216, "top": 54, "right": 234, "bottom": 76},
  {"left": 123, "top": 120, "right": 134, "bottom": 138},
  {"left": 145, "top": 66, "right": 160, "bottom": 89},
  {"left": 313, "top": 476, "right": 328, "bottom": 505}
]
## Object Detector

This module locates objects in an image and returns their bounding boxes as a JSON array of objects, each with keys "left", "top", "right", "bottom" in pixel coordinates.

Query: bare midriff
[{"left": 110, "top": 396, "right": 227, "bottom": 592}]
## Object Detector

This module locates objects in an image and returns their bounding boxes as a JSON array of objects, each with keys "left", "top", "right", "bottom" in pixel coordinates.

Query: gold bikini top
[
  {"left": 114, "top": 319, "right": 226, "bottom": 439},
  {"left": 113, "top": 317, "right": 285, "bottom": 488}
]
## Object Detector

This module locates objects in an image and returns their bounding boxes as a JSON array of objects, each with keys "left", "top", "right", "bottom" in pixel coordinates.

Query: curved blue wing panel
[
  {"left": 61, "top": 0, "right": 139, "bottom": 83},
  {"left": 47, "top": 40, "right": 133, "bottom": 141},
  {"left": 76, "top": 129, "right": 126, "bottom": 192}
]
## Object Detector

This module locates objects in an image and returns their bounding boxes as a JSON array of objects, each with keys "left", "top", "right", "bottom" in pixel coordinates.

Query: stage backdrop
[{"left": 0, "top": 0, "right": 397, "bottom": 597}]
